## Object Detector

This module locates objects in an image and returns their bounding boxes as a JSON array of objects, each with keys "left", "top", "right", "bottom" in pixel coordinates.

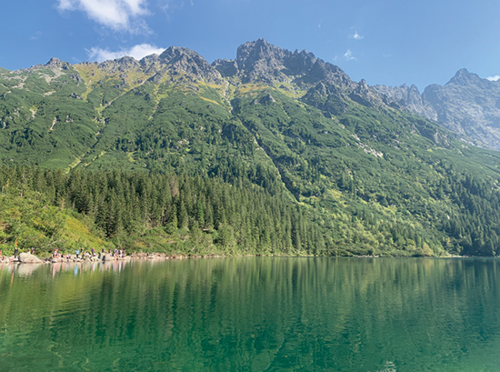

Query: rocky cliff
[{"left": 374, "top": 69, "right": 500, "bottom": 150}]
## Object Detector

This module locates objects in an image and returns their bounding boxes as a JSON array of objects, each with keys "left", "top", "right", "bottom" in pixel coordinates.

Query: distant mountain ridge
[
  {"left": 13, "top": 45, "right": 500, "bottom": 155},
  {"left": 374, "top": 69, "right": 500, "bottom": 151}
]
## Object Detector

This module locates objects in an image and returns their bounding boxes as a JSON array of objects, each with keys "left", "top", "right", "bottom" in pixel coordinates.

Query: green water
[{"left": 1, "top": 258, "right": 500, "bottom": 371}]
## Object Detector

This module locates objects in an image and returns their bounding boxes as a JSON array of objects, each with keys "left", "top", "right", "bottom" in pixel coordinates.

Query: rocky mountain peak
[
  {"left": 446, "top": 68, "right": 487, "bottom": 88},
  {"left": 97, "top": 57, "right": 139, "bottom": 74},
  {"left": 236, "top": 39, "right": 285, "bottom": 67},
  {"left": 375, "top": 68, "right": 500, "bottom": 151},
  {"left": 160, "top": 46, "right": 201, "bottom": 61},
  {"left": 115, "top": 56, "right": 140, "bottom": 70},
  {"left": 95, "top": 56, "right": 141, "bottom": 74},
  {"left": 226, "top": 39, "right": 322, "bottom": 84},
  {"left": 285, "top": 49, "right": 317, "bottom": 75},
  {"left": 409, "top": 84, "right": 420, "bottom": 93},
  {"left": 159, "top": 46, "right": 222, "bottom": 83},
  {"left": 139, "top": 54, "right": 161, "bottom": 74},
  {"left": 45, "top": 57, "right": 62, "bottom": 69},
  {"left": 373, "top": 83, "right": 436, "bottom": 119},
  {"left": 234, "top": 39, "right": 289, "bottom": 83},
  {"left": 44, "top": 57, "right": 71, "bottom": 72},
  {"left": 213, "top": 39, "right": 353, "bottom": 90}
]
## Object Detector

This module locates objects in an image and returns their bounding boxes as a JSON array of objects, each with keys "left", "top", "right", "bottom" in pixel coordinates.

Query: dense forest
[
  {"left": 0, "top": 166, "right": 326, "bottom": 256},
  {"left": 3, "top": 40, "right": 500, "bottom": 256},
  {"left": 1, "top": 165, "right": 500, "bottom": 257}
]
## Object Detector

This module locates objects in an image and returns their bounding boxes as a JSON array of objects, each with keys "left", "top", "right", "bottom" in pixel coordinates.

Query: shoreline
[
  {"left": 0, "top": 252, "right": 475, "bottom": 265},
  {"left": 0, "top": 252, "right": 244, "bottom": 265}
]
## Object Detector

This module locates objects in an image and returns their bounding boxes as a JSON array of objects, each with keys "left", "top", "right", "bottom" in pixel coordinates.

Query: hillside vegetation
[{"left": 1, "top": 40, "right": 500, "bottom": 256}]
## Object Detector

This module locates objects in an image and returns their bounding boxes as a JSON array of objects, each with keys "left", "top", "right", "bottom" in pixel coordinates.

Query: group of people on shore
[
  {"left": 0, "top": 246, "right": 130, "bottom": 264},
  {"left": 0, "top": 247, "right": 36, "bottom": 262},
  {"left": 51, "top": 248, "right": 129, "bottom": 262},
  {"left": 0, "top": 247, "right": 28, "bottom": 263}
]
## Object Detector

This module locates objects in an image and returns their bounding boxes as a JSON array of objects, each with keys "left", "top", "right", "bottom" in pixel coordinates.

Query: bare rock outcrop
[
  {"left": 18, "top": 252, "right": 43, "bottom": 264},
  {"left": 374, "top": 69, "right": 500, "bottom": 151}
]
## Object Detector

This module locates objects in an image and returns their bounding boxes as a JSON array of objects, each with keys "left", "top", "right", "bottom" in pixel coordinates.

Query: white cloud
[
  {"left": 344, "top": 49, "right": 356, "bottom": 61},
  {"left": 87, "top": 43, "right": 165, "bottom": 62},
  {"left": 353, "top": 31, "right": 363, "bottom": 40},
  {"left": 487, "top": 75, "right": 500, "bottom": 82},
  {"left": 31, "top": 31, "right": 42, "bottom": 40},
  {"left": 57, "top": 0, "right": 149, "bottom": 32},
  {"left": 160, "top": 0, "right": 185, "bottom": 20}
]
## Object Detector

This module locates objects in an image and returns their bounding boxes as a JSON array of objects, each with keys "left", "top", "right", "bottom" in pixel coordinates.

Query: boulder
[{"left": 19, "top": 252, "right": 43, "bottom": 264}]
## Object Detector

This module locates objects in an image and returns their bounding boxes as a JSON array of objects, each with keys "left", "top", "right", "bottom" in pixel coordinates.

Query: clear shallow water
[{"left": 1, "top": 258, "right": 500, "bottom": 371}]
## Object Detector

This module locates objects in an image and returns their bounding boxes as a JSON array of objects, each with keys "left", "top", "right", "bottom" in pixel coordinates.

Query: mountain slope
[{"left": 2, "top": 40, "right": 500, "bottom": 256}]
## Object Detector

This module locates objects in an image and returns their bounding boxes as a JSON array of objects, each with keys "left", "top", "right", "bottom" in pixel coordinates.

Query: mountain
[
  {"left": 2, "top": 39, "right": 500, "bottom": 257},
  {"left": 374, "top": 69, "right": 500, "bottom": 150}
]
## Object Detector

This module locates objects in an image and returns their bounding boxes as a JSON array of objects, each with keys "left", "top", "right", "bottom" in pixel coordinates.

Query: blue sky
[{"left": 2, "top": 0, "right": 500, "bottom": 90}]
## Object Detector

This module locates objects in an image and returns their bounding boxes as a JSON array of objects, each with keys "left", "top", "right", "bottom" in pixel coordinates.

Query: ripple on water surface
[{"left": 1, "top": 257, "right": 500, "bottom": 371}]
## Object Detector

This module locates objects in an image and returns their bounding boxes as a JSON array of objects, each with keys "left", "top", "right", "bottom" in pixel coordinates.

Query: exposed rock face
[
  {"left": 159, "top": 47, "right": 222, "bottom": 83},
  {"left": 374, "top": 69, "right": 500, "bottom": 151},
  {"left": 373, "top": 83, "right": 436, "bottom": 118},
  {"left": 212, "top": 38, "right": 384, "bottom": 115},
  {"left": 44, "top": 57, "right": 70, "bottom": 72},
  {"left": 296, "top": 58, "right": 354, "bottom": 89},
  {"left": 75, "top": 47, "right": 223, "bottom": 84},
  {"left": 45, "top": 57, "right": 62, "bottom": 70},
  {"left": 39, "top": 39, "right": 389, "bottom": 119},
  {"left": 302, "top": 82, "right": 349, "bottom": 115},
  {"left": 212, "top": 59, "right": 239, "bottom": 77},
  {"left": 213, "top": 38, "right": 355, "bottom": 89},
  {"left": 18, "top": 252, "right": 43, "bottom": 264},
  {"left": 235, "top": 39, "right": 290, "bottom": 82},
  {"left": 100, "top": 56, "right": 141, "bottom": 74},
  {"left": 348, "top": 79, "right": 386, "bottom": 108}
]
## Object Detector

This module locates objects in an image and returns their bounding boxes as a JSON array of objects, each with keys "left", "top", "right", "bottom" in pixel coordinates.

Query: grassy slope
[
  {"left": 1, "top": 63, "right": 500, "bottom": 256},
  {"left": 0, "top": 188, "right": 112, "bottom": 257}
]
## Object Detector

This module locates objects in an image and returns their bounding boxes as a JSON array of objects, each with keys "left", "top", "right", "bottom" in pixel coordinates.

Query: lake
[{"left": 1, "top": 257, "right": 500, "bottom": 371}]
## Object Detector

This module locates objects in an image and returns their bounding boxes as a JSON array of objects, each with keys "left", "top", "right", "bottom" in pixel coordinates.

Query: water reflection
[
  {"left": 1, "top": 258, "right": 500, "bottom": 371},
  {"left": 43, "top": 259, "right": 133, "bottom": 278},
  {"left": 0, "top": 259, "right": 136, "bottom": 278}
]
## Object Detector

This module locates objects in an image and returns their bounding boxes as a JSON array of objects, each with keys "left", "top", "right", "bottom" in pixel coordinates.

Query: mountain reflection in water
[{"left": 1, "top": 257, "right": 500, "bottom": 371}]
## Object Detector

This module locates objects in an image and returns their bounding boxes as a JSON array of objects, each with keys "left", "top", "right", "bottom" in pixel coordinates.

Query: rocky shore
[{"left": 0, "top": 252, "right": 228, "bottom": 265}]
